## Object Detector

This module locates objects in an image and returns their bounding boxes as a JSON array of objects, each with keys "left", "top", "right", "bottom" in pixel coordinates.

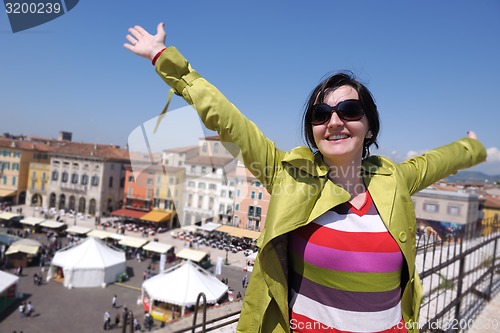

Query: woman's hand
[
  {"left": 467, "top": 130, "right": 478, "bottom": 140},
  {"left": 124, "top": 22, "right": 166, "bottom": 61}
]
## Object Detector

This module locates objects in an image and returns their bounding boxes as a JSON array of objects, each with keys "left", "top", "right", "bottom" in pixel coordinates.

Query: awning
[
  {"left": 110, "top": 208, "right": 147, "bottom": 220},
  {"left": 0, "top": 212, "right": 21, "bottom": 220},
  {"left": 5, "top": 239, "right": 41, "bottom": 255},
  {"left": 142, "top": 241, "right": 173, "bottom": 254},
  {"left": 66, "top": 226, "right": 92, "bottom": 235},
  {"left": 20, "top": 217, "right": 46, "bottom": 226},
  {"left": 0, "top": 189, "right": 16, "bottom": 197},
  {"left": 118, "top": 236, "right": 149, "bottom": 248},
  {"left": 87, "top": 230, "right": 115, "bottom": 239},
  {"left": 198, "top": 222, "right": 221, "bottom": 232},
  {"left": 176, "top": 248, "right": 208, "bottom": 263},
  {"left": 216, "top": 225, "right": 261, "bottom": 240},
  {"left": 140, "top": 211, "right": 172, "bottom": 223},
  {"left": 0, "top": 270, "right": 19, "bottom": 294},
  {"left": 40, "top": 220, "right": 66, "bottom": 229}
]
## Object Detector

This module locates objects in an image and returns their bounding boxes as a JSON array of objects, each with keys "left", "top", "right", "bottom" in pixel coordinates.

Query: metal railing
[{"left": 172, "top": 219, "right": 500, "bottom": 333}]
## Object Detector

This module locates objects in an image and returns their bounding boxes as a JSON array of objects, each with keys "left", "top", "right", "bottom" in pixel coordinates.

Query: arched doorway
[
  {"left": 78, "top": 197, "right": 86, "bottom": 214},
  {"left": 31, "top": 193, "right": 43, "bottom": 206},
  {"left": 49, "top": 193, "right": 56, "bottom": 208},
  {"left": 89, "top": 199, "right": 96, "bottom": 216},
  {"left": 68, "top": 195, "right": 76, "bottom": 212},
  {"left": 58, "top": 194, "right": 66, "bottom": 210}
]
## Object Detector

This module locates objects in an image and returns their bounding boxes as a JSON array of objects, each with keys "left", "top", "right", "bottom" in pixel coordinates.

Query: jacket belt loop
[{"left": 175, "top": 71, "right": 201, "bottom": 94}]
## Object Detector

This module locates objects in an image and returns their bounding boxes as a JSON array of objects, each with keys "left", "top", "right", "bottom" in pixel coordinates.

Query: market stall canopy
[
  {"left": 118, "top": 236, "right": 149, "bottom": 248},
  {"left": 140, "top": 211, "right": 172, "bottom": 223},
  {"left": 5, "top": 238, "right": 41, "bottom": 255},
  {"left": 66, "top": 226, "right": 92, "bottom": 235},
  {"left": 216, "top": 225, "right": 261, "bottom": 240},
  {"left": 87, "top": 229, "right": 115, "bottom": 239},
  {"left": 0, "top": 212, "right": 21, "bottom": 220},
  {"left": 50, "top": 237, "right": 126, "bottom": 288},
  {"left": 0, "top": 270, "right": 19, "bottom": 294},
  {"left": 142, "top": 260, "right": 228, "bottom": 306},
  {"left": 142, "top": 241, "right": 173, "bottom": 254},
  {"left": 20, "top": 217, "right": 46, "bottom": 226},
  {"left": 176, "top": 248, "right": 208, "bottom": 263},
  {"left": 40, "top": 220, "right": 65, "bottom": 229},
  {"left": 110, "top": 208, "right": 147, "bottom": 220}
]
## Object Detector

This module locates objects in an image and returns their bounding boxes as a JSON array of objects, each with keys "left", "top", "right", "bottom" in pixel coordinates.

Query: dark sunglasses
[{"left": 311, "top": 99, "right": 364, "bottom": 125}]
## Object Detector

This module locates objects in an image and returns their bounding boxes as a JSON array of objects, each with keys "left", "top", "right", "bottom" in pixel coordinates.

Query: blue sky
[{"left": 1, "top": 1, "right": 499, "bottom": 174}]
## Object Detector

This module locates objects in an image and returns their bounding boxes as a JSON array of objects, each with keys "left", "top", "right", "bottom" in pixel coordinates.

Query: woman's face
[{"left": 312, "top": 85, "right": 371, "bottom": 167}]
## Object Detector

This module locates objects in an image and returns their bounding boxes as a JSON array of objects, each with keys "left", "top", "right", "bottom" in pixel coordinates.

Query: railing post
[
  {"left": 487, "top": 237, "right": 498, "bottom": 301},
  {"left": 192, "top": 292, "right": 207, "bottom": 333},
  {"left": 454, "top": 241, "right": 465, "bottom": 330}
]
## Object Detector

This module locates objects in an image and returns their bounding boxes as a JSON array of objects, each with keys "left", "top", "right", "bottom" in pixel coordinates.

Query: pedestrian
[
  {"left": 18, "top": 302, "right": 25, "bottom": 318},
  {"left": 242, "top": 275, "right": 247, "bottom": 288},
  {"left": 133, "top": 317, "right": 141, "bottom": 331},
  {"left": 124, "top": 23, "right": 486, "bottom": 333},
  {"left": 103, "top": 311, "right": 111, "bottom": 330},
  {"left": 26, "top": 301, "right": 33, "bottom": 317},
  {"left": 114, "top": 312, "right": 121, "bottom": 328},
  {"left": 112, "top": 294, "right": 117, "bottom": 308}
]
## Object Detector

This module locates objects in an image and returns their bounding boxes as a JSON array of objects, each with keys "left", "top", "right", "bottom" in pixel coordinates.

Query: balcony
[{"left": 60, "top": 183, "right": 88, "bottom": 193}]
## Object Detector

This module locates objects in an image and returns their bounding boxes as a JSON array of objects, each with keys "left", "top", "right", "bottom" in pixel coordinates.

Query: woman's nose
[{"left": 327, "top": 111, "right": 343, "bottom": 128}]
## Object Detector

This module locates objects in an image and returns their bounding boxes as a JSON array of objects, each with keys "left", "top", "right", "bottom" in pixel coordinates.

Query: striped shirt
[{"left": 288, "top": 190, "right": 406, "bottom": 332}]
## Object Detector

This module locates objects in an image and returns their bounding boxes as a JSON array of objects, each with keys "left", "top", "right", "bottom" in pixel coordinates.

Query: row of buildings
[
  {"left": 0, "top": 131, "right": 269, "bottom": 234},
  {"left": 1, "top": 131, "right": 498, "bottom": 237}
]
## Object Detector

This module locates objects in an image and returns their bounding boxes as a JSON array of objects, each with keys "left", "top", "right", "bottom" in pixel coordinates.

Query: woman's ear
[{"left": 365, "top": 130, "right": 373, "bottom": 139}]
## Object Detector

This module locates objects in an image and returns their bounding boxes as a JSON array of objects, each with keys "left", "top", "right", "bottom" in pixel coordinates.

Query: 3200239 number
[{"left": 5, "top": 2, "right": 61, "bottom": 14}]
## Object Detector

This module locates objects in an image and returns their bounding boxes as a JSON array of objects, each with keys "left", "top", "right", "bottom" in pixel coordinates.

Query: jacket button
[{"left": 399, "top": 232, "right": 407, "bottom": 242}]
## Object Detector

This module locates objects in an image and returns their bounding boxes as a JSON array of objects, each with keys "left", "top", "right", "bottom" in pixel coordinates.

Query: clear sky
[{"left": 1, "top": 1, "right": 499, "bottom": 174}]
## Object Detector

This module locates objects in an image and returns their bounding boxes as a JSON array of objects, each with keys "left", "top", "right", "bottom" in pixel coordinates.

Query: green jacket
[{"left": 155, "top": 47, "right": 487, "bottom": 333}]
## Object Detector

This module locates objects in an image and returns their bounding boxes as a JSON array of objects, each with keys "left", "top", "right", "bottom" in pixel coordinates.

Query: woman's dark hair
[{"left": 302, "top": 71, "right": 380, "bottom": 158}]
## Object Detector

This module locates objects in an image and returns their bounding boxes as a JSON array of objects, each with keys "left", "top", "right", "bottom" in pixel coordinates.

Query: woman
[{"left": 124, "top": 23, "right": 486, "bottom": 332}]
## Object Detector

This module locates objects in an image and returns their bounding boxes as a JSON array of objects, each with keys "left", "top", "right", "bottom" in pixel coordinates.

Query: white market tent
[
  {"left": 142, "top": 260, "right": 228, "bottom": 316},
  {"left": 48, "top": 237, "right": 126, "bottom": 288},
  {"left": 142, "top": 241, "right": 173, "bottom": 254}
]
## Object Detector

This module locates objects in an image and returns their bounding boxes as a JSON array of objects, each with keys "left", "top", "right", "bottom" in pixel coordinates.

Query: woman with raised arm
[{"left": 124, "top": 23, "right": 486, "bottom": 333}]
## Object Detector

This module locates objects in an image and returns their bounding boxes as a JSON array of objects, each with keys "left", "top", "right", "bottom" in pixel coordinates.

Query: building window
[
  {"left": 198, "top": 182, "right": 206, "bottom": 189},
  {"left": 188, "top": 194, "right": 193, "bottom": 207},
  {"left": 109, "top": 177, "right": 114, "bottom": 188},
  {"left": 52, "top": 171, "right": 59, "bottom": 181},
  {"left": 190, "top": 165, "right": 196, "bottom": 173},
  {"left": 258, "top": 192, "right": 263, "bottom": 200},
  {"left": 214, "top": 143, "right": 220, "bottom": 153},
  {"left": 202, "top": 143, "right": 208, "bottom": 152},
  {"left": 128, "top": 175, "right": 134, "bottom": 182},
  {"left": 61, "top": 172, "right": 68, "bottom": 183},
  {"left": 81, "top": 174, "right": 89, "bottom": 185},
  {"left": 188, "top": 181, "right": 195, "bottom": 188},
  {"left": 448, "top": 205, "right": 461, "bottom": 216},
  {"left": 424, "top": 203, "right": 439, "bottom": 213},
  {"left": 71, "top": 173, "right": 79, "bottom": 184},
  {"left": 198, "top": 195, "right": 203, "bottom": 209},
  {"left": 201, "top": 166, "right": 206, "bottom": 174},
  {"left": 251, "top": 191, "right": 255, "bottom": 199},
  {"left": 12, "top": 176, "right": 16, "bottom": 186},
  {"left": 235, "top": 204, "right": 239, "bottom": 211},
  {"left": 209, "top": 184, "right": 217, "bottom": 190},
  {"left": 147, "top": 178, "right": 153, "bottom": 185},
  {"left": 91, "top": 175, "right": 99, "bottom": 186},
  {"left": 128, "top": 186, "right": 133, "bottom": 197},
  {"left": 248, "top": 206, "right": 255, "bottom": 216},
  {"left": 12, "top": 163, "right": 20, "bottom": 170}
]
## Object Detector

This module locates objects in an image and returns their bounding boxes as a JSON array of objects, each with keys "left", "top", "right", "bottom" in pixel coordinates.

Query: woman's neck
[{"left": 325, "top": 157, "right": 365, "bottom": 198}]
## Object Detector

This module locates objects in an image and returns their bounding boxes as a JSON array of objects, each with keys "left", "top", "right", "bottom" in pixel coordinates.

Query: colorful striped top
[{"left": 288, "top": 190, "right": 406, "bottom": 332}]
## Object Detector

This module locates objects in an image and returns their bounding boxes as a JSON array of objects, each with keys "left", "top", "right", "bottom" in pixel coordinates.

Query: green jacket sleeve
[
  {"left": 155, "top": 47, "right": 285, "bottom": 192},
  {"left": 398, "top": 137, "right": 487, "bottom": 195}
]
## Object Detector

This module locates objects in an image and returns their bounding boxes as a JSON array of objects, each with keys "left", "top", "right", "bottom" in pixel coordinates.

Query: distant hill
[{"left": 446, "top": 170, "right": 500, "bottom": 183}]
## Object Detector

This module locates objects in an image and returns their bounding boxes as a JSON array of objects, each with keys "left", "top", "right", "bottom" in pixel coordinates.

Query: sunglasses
[{"left": 311, "top": 99, "right": 364, "bottom": 125}]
